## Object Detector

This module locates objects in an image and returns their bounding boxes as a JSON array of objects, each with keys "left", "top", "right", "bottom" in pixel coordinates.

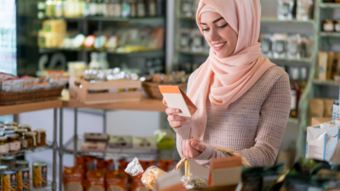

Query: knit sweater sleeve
[{"left": 195, "top": 72, "right": 291, "bottom": 166}]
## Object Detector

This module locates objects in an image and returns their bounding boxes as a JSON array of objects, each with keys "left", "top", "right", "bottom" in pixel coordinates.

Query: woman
[{"left": 165, "top": 0, "right": 291, "bottom": 167}]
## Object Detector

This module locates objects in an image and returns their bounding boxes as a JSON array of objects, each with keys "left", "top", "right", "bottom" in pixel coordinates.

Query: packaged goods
[
  {"left": 1, "top": 171, "right": 17, "bottom": 191},
  {"left": 63, "top": 167, "right": 84, "bottom": 191},
  {"left": 154, "top": 129, "right": 175, "bottom": 150},
  {"left": 33, "top": 162, "right": 48, "bottom": 188},
  {"left": 80, "top": 142, "right": 107, "bottom": 152},
  {"left": 324, "top": 99, "right": 334, "bottom": 118},
  {"left": 327, "top": 52, "right": 335, "bottom": 80},
  {"left": 191, "top": 29, "right": 204, "bottom": 53},
  {"left": 33, "top": 129, "right": 46, "bottom": 147},
  {"left": 96, "top": 159, "right": 114, "bottom": 170},
  {"left": 297, "top": 0, "right": 313, "bottom": 21},
  {"left": 15, "top": 160, "right": 29, "bottom": 169},
  {"left": 132, "top": 176, "right": 148, "bottom": 191},
  {"left": 22, "top": 132, "right": 37, "bottom": 149},
  {"left": 324, "top": 20, "right": 335, "bottom": 32},
  {"left": 106, "top": 170, "right": 128, "bottom": 191},
  {"left": 1, "top": 157, "right": 15, "bottom": 170},
  {"left": 319, "top": 51, "right": 328, "bottom": 81},
  {"left": 157, "top": 160, "right": 174, "bottom": 172},
  {"left": 301, "top": 36, "right": 314, "bottom": 58},
  {"left": 278, "top": 0, "right": 294, "bottom": 20},
  {"left": 0, "top": 136, "right": 9, "bottom": 154},
  {"left": 86, "top": 170, "right": 106, "bottom": 191},
  {"left": 0, "top": 166, "right": 8, "bottom": 191},
  {"left": 132, "top": 136, "right": 157, "bottom": 149},
  {"left": 272, "top": 34, "right": 287, "bottom": 58},
  {"left": 308, "top": 98, "right": 324, "bottom": 125},
  {"left": 260, "top": 33, "right": 273, "bottom": 57},
  {"left": 333, "top": 101, "right": 339, "bottom": 120},
  {"left": 306, "top": 121, "right": 340, "bottom": 162},
  {"left": 125, "top": 157, "right": 165, "bottom": 190},
  {"left": 287, "top": 34, "right": 301, "bottom": 59},
  {"left": 108, "top": 135, "right": 133, "bottom": 149},
  {"left": 17, "top": 167, "right": 30, "bottom": 191},
  {"left": 75, "top": 156, "right": 95, "bottom": 173},
  {"left": 181, "top": 0, "right": 193, "bottom": 17},
  {"left": 179, "top": 29, "right": 191, "bottom": 51}
]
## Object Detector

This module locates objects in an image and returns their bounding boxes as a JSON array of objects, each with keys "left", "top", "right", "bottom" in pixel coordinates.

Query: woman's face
[{"left": 200, "top": 11, "right": 238, "bottom": 58}]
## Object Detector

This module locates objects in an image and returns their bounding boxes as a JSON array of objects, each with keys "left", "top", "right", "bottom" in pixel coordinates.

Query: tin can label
[
  {"left": 33, "top": 165, "right": 47, "bottom": 188},
  {"left": 2, "top": 173, "right": 17, "bottom": 191},
  {"left": 17, "top": 169, "right": 30, "bottom": 191}
]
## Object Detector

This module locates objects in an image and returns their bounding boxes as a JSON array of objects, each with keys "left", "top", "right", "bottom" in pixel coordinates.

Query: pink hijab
[{"left": 188, "top": 0, "right": 275, "bottom": 140}]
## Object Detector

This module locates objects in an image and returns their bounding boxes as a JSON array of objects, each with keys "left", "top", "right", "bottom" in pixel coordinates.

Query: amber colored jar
[
  {"left": 7, "top": 134, "right": 21, "bottom": 152},
  {"left": 15, "top": 129, "right": 27, "bottom": 138},
  {"left": 34, "top": 129, "right": 46, "bottom": 147},
  {"left": 22, "top": 132, "right": 37, "bottom": 149},
  {"left": 0, "top": 136, "right": 9, "bottom": 154},
  {"left": 18, "top": 124, "right": 31, "bottom": 132}
]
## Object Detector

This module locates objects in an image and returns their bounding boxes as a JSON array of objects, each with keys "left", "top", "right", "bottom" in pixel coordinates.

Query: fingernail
[{"left": 192, "top": 142, "right": 197, "bottom": 147}]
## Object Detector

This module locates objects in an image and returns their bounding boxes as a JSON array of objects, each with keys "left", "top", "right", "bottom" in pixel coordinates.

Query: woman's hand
[
  {"left": 182, "top": 139, "right": 206, "bottom": 159},
  {"left": 164, "top": 99, "right": 190, "bottom": 128}
]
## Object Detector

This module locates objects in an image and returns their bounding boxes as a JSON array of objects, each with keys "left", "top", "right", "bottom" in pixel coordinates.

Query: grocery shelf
[
  {"left": 177, "top": 49, "right": 209, "bottom": 56},
  {"left": 63, "top": 137, "right": 160, "bottom": 158},
  {"left": 320, "top": 32, "right": 340, "bottom": 37},
  {"left": 288, "top": 117, "right": 299, "bottom": 125},
  {"left": 41, "top": 16, "right": 165, "bottom": 22},
  {"left": 62, "top": 98, "right": 166, "bottom": 112},
  {"left": 0, "top": 100, "right": 62, "bottom": 116},
  {"left": 313, "top": 80, "right": 340, "bottom": 86},
  {"left": 319, "top": 3, "right": 340, "bottom": 8},
  {"left": 267, "top": 57, "right": 314, "bottom": 64},
  {"left": 39, "top": 48, "right": 164, "bottom": 57},
  {"left": 0, "top": 141, "right": 53, "bottom": 157}
]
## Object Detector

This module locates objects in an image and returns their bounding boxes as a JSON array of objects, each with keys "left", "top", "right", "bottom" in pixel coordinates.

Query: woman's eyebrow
[{"left": 200, "top": 17, "right": 224, "bottom": 25}]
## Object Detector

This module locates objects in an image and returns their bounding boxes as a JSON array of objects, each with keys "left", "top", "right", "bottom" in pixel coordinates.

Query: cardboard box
[
  {"left": 108, "top": 135, "right": 132, "bottom": 149},
  {"left": 311, "top": 117, "right": 332, "bottom": 126},
  {"left": 133, "top": 136, "right": 157, "bottom": 150},
  {"left": 318, "top": 52, "right": 328, "bottom": 81},
  {"left": 208, "top": 156, "right": 242, "bottom": 187}
]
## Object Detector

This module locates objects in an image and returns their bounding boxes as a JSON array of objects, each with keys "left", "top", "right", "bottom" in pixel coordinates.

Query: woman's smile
[{"left": 211, "top": 41, "right": 226, "bottom": 51}]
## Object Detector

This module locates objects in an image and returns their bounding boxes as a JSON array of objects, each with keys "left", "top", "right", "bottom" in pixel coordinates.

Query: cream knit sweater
[{"left": 174, "top": 66, "right": 291, "bottom": 167}]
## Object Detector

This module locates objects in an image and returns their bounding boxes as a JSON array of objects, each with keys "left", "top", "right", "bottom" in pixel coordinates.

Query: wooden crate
[{"left": 69, "top": 77, "right": 141, "bottom": 104}]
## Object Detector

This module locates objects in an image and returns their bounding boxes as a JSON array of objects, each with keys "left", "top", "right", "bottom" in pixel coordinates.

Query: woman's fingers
[
  {"left": 167, "top": 115, "right": 188, "bottom": 121},
  {"left": 162, "top": 98, "right": 168, "bottom": 107},
  {"left": 190, "top": 140, "right": 206, "bottom": 152},
  {"left": 169, "top": 119, "right": 190, "bottom": 128},
  {"left": 165, "top": 108, "right": 181, "bottom": 115}
]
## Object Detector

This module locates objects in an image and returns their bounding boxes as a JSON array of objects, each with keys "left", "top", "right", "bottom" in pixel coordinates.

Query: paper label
[
  {"left": 324, "top": 23, "right": 334, "bottom": 32},
  {"left": 9, "top": 141, "right": 20, "bottom": 151},
  {"left": 0, "top": 144, "right": 9, "bottom": 154},
  {"left": 22, "top": 139, "right": 27, "bottom": 149}
]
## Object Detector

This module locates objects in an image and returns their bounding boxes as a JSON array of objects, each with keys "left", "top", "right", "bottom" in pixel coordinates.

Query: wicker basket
[
  {"left": 142, "top": 82, "right": 187, "bottom": 100},
  {"left": 0, "top": 87, "right": 64, "bottom": 105}
]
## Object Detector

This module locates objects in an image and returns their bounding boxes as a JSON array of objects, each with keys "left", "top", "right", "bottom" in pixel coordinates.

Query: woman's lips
[{"left": 212, "top": 42, "right": 226, "bottom": 51}]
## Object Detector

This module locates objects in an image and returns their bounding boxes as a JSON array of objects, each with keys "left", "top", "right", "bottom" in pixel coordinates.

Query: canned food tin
[
  {"left": 33, "top": 162, "right": 47, "bottom": 188},
  {"left": 17, "top": 168, "right": 30, "bottom": 191},
  {"left": 1, "top": 171, "right": 17, "bottom": 191},
  {"left": 15, "top": 160, "right": 29, "bottom": 169}
]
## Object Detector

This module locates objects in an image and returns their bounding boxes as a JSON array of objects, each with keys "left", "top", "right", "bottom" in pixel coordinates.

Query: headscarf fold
[{"left": 188, "top": 0, "right": 275, "bottom": 140}]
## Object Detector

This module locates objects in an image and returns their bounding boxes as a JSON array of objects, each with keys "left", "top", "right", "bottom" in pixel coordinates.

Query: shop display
[
  {"left": 132, "top": 136, "right": 157, "bottom": 149},
  {"left": 287, "top": 34, "right": 302, "bottom": 59},
  {"left": 17, "top": 167, "right": 31, "bottom": 191},
  {"left": 278, "top": 0, "right": 294, "bottom": 20},
  {"left": 260, "top": 34, "right": 273, "bottom": 57},
  {"left": 108, "top": 135, "right": 133, "bottom": 148},
  {"left": 86, "top": 169, "right": 106, "bottom": 191},
  {"left": 154, "top": 129, "right": 175, "bottom": 150},
  {"left": 157, "top": 159, "right": 174, "bottom": 172},
  {"left": 296, "top": 0, "right": 313, "bottom": 21},
  {"left": 178, "top": 28, "right": 209, "bottom": 53},
  {"left": 2, "top": 171, "right": 17, "bottom": 191},
  {"left": 272, "top": 33, "right": 287, "bottom": 58},
  {"left": 33, "top": 162, "right": 48, "bottom": 188},
  {"left": 38, "top": 19, "right": 67, "bottom": 48},
  {"left": 63, "top": 166, "right": 84, "bottom": 191},
  {"left": 317, "top": 51, "right": 340, "bottom": 81},
  {"left": 33, "top": 129, "right": 46, "bottom": 147}
]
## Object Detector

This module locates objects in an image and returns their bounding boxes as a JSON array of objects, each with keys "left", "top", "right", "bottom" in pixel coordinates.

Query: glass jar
[
  {"left": 15, "top": 129, "right": 27, "bottom": 138},
  {"left": 0, "top": 136, "right": 9, "bottom": 154},
  {"left": 1, "top": 156, "right": 15, "bottom": 170},
  {"left": 336, "top": 20, "right": 340, "bottom": 32},
  {"left": 0, "top": 165, "right": 8, "bottom": 173},
  {"left": 15, "top": 160, "right": 29, "bottom": 169},
  {"left": 34, "top": 129, "right": 46, "bottom": 147},
  {"left": 0, "top": 127, "right": 4, "bottom": 136},
  {"left": 323, "top": 20, "right": 334, "bottom": 32},
  {"left": 4, "top": 126, "right": 17, "bottom": 132},
  {"left": 4, "top": 122, "right": 17, "bottom": 128},
  {"left": 7, "top": 134, "right": 21, "bottom": 152},
  {"left": 22, "top": 132, "right": 37, "bottom": 149},
  {"left": 18, "top": 124, "right": 31, "bottom": 132}
]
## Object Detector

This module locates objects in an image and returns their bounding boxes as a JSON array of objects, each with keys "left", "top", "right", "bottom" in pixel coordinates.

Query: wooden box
[{"left": 69, "top": 77, "right": 141, "bottom": 104}]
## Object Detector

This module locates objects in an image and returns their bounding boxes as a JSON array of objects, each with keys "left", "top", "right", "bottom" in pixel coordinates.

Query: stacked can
[{"left": 333, "top": 101, "right": 340, "bottom": 120}]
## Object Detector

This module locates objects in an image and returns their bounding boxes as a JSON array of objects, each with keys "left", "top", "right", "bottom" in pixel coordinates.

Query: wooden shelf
[
  {"left": 320, "top": 32, "right": 340, "bottom": 37},
  {"left": 0, "top": 100, "right": 62, "bottom": 116},
  {"left": 319, "top": 3, "right": 340, "bottom": 8},
  {"left": 313, "top": 80, "right": 340, "bottom": 86},
  {"left": 62, "top": 98, "right": 166, "bottom": 112}
]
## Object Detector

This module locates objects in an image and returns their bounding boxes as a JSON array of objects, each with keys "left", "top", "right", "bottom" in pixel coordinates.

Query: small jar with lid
[
  {"left": 34, "top": 129, "right": 46, "bottom": 147},
  {"left": 4, "top": 122, "right": 17, "bottom": 127},
  {"left": 15, "top": 160, "right": 29, "bottom": 169},
  {"left": 0, "top": 136, "right": 9, "bottom": 154},
  {"left": 323, "top": 20, "right": 335, "bottom": 32},
  {"left": 18, "top": 124, "right": 31, "bottom": 132},
  {"left": 4, "top": 126, "right": 16, "bottom": 135},
  {"left": 15, "top": 129, "right": 27, "bottom": 149},
  {"left": 0, "top": 165, "right": 8, "bottom": 173},
  {"left": 22, "top": 132, "right": 37, "bottom": 149},
  {"left": 1, "top": 156, "right": 15, "bottom": 170},
  {"left": 7, "top": 134, "right": 21, "bottom": 152}
]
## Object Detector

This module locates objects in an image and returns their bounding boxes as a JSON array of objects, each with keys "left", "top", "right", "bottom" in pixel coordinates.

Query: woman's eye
[
  {"left": 202, "top": 28, "right": 210, "bottom": 32},
  {"left": 218, "top": 23, "right": 228, "bottom": 28}
]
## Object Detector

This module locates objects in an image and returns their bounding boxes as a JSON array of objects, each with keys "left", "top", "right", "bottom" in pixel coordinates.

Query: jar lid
[
  {"left": 1, "top": 156, "right": 14, "bottom": 160},
  {"left": 0, "top": 166, "right": 8, "bottom": 171},
  {"left": 325, "top": 20, "right": 334, "bottom": 24},
  {"left": 4, "top": 122, "right": 17, "bottom": 126},
  {"left": 34, "top": 129, "right": 46, "bottom": 133},
  {"left": 18, "top": 124, "right": 31, "bottom": 128},
  {"left": 5, "top": 126, "right": 16, "bottom": 130},
  {"left": 15, "top": 160, "right": 29, "bottom": 165},
  {"left": 0, "top": 137, "right": 8, "bottom": 141},
  {"left": 33, "top": 162, "right": 47, "bottom": 167},
  {"left": 6, "top": 134, "right": 19, "bottom": 139},
  {"left": 24, "top": 132, "right": 36, "bottom": 137},
  {"left": 1, "top": 171, "right": 16, "bottom": 175},
  {"left": 15, "top": 129, "right": 27, "bottom": 133}
]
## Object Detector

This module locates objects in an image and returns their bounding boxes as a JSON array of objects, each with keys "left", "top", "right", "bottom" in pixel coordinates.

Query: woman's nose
[{"left": 207, "top": 28, "right": 219, "bottom": 42}]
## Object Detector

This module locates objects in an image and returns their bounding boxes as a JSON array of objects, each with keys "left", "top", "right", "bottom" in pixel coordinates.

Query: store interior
[{"left": 1, "top": 0, "right": 340, "bottom": 190}]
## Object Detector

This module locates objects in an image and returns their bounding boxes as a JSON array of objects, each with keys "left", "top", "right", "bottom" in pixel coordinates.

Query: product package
[
  {"left": 96, "top": 159, "right": 114, "bottom": 171},
  {"left": 181, "top": 0, "right": 193, "bottom": 17},
  {"left": 301, "top": 36, "right": 314, "bottom": 58},
  {"left": 278, "top": 0, "right": 294, "bottom": 20},
  {"left": 324, "top": 99, "right": 334, "bottom": 118},
  {"left": 75, "top": 156, "right": 95, "bottom": 173},
  {"left": 287, "top": 34, "right": 302, "bottom": 59},
  {"left": 86, "top": 170, "right": 106, "bottom": 191},
  {"left": 306, "top": 120, "right": 340, "bottom": 162},
  {"left": 272, "top": 34, "right": 287, "bottom": 58},
  {"left": 318, "top": 51, "right": 328, "bottom": 81},
  {"left": 63, "top": 167, "right": 84, "bottom": 191},
  {"left": 260, "top": 33, "right": 273, "bottom": 57},
  {"left": 108, "top": 135, "right": 133, "bottom": 149},
  {"left": 106, "top": 170, "right": 128, "bottom": 191},
  {"left": 297, "top": 0, "right": 313, "bottom": 21},
  {"left": 154, "top": 129, "right": 175, "bottom": 150},
  {"left": 125, "top": 157, "right": 166, "bottom": 190},
  {"left": 308, "top": 98, "right": 324, "bottom": 125},
  {"left": 132, "top": 136, "right": 157, "bottom": 149}
]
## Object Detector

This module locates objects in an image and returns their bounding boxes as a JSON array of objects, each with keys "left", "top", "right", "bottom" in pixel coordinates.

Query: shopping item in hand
[{"left": 125, "top": 157, "right": 166, "bottom": 190}]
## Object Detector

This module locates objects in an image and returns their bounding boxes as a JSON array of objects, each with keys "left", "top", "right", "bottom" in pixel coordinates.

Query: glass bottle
[
  {"left": 54, "top": 0, "right": 64, "bottom": 17},
  {"left": 89, "top": 52, "right": 101, "bottom": 69},
  {"left": 290, "top": 67, "right": 300, "bottom": 118},
  {"left": 97, "top": 0, "right": 104, "bottom": 16},
  {"left": 89, "top": 0, "right": 97, "bottom": 16},
  {"left": 156, "top": 0, "right": 162, "bottom": 16},
  {"left": 299, "top": 67, "right": 307, "bottom": 93},
  {"left": 115, "top": 0, "right": 122, "bottom": 17},
  {"left": 121, "top": 0, "right": 131, "bottom": 18},
  {"left": 130, "top": 0, "right": 137, "bottom": 17},
  {"left": 45, "top": 0, "right": 55, "bottom": 17},
  {"left": 83, "top": 0, "right": 91, "bottom": 16},
  {"left": 137, "top": 0, "right": 145, "bottom": 17},
  {"left": 148, "top": 0, "right": 156, "bottom": 16},
  {"left": 103, "top": 0, "right": 110, "bottom": 16}
]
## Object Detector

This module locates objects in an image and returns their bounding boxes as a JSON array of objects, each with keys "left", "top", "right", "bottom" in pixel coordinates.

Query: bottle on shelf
[
  {"left": 148, "top": 0, "right": 156, "bottom": 17},
  {"left": 83, "top": 0, "right": 91, "bottom": 16},
  {"left": 290, "top": 67, "right": 301, "bottom": 118},
  {"left": 299, "top": 67, "right": 307, "bottom": 93},
  {"left": 137, "top": 0, "right": 146, "bottom": 17},
  {"left": 121, "top": 0, "right": 131, "bottom": 18},
  {"left": 156, "top": 0, "right": 163, "bottom": 16},
  {"left": 130, "top": 0, "right": 137, "bottom": 17},
  {"left": 45, "top": 0, "right": 55, "bottom": 17},
  {"left": 54, "top": 0, "right": 64, "bottom": 17},
  {"left": 89, "top": 0, "right": 98, "bottom": 16},
  {"left": 103, "top": 0, "right": 110, "bottom": 16},
  {"left": 96, "top": 0, "right": 104, "bottom": 16}
]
